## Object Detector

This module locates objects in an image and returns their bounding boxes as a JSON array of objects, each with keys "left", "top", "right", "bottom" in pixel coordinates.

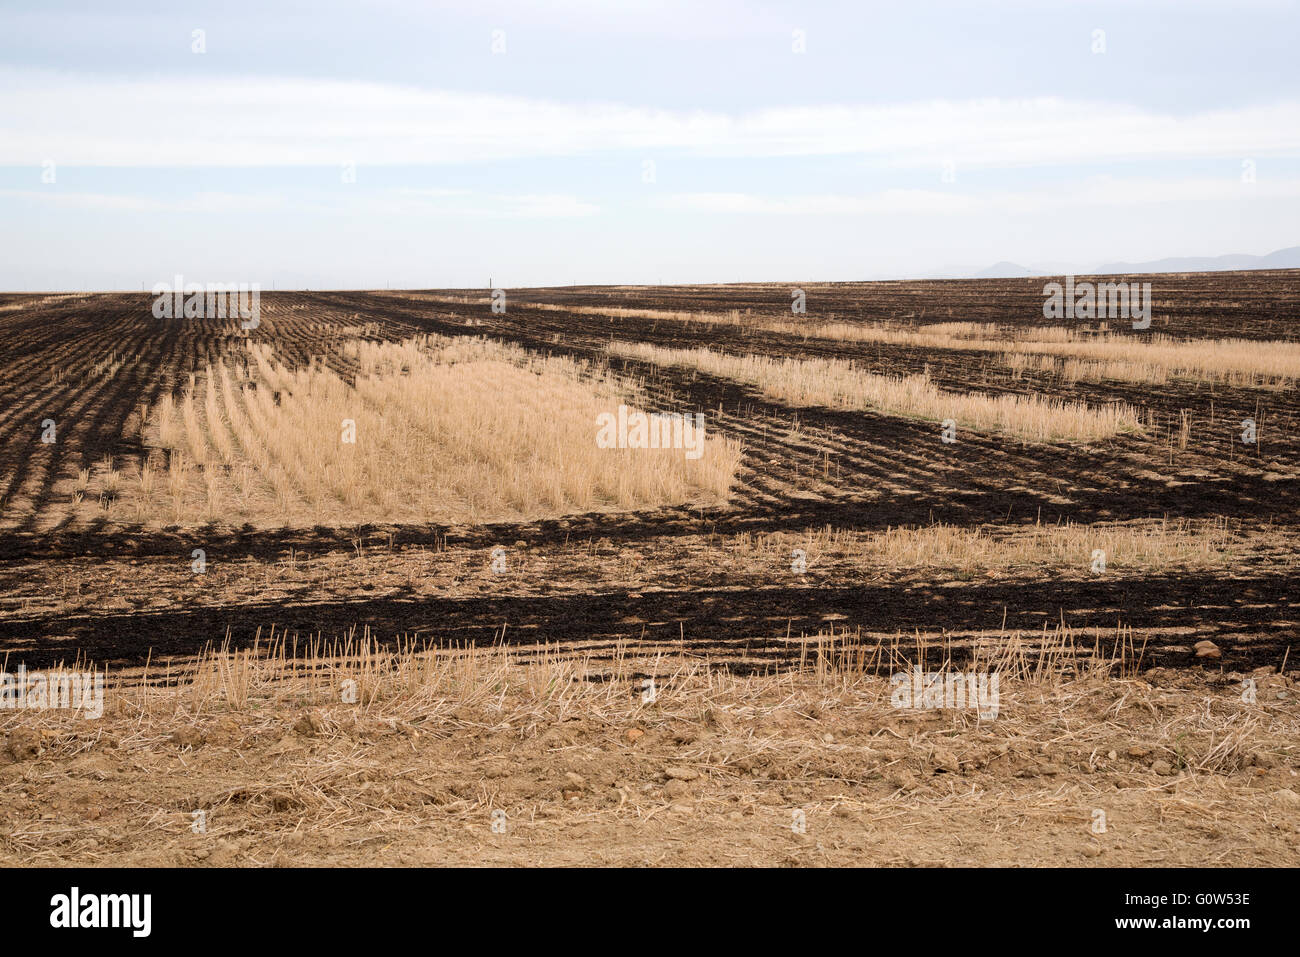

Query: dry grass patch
[
  {"left": 759, "top": 318, "right": 1300, "bottom": 387},
  {"left": 762, "top": 316, "right": 1300, "bottom": 387},
  {"left": 491, "top": 291, "right": 1300, "bottom": 386},
  {"left": 735, "top": 518, "right": 1239, "bottom": 576},
  {"left": 124, "top": 335, "right": 741, "bottom": 528},
  {"left": 610, "top": 340, "right": 1141, "bottom": 443}
]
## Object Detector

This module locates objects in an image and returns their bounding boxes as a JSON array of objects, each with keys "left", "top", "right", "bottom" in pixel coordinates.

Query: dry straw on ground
[
  {"left": 736, "top": 517, "right": 1238, "bottom": 575},
  {"left": 125, "top": 335, "right": 742, "bottom": 527},
  {"left": 3, "top": 625, "right": 1296, "bottom": 867},
  {"left": 609, "top": 340, "right": 1142, "bottom": 443},
  {"left": 488, "top": 293, "right": 1300, "bottom": 387}
]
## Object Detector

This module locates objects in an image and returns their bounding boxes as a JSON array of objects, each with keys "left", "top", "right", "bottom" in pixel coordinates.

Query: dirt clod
[
  {"left": 170, "top": 727, "right": 205, "bottom": 750},
  {"left": 7, "top": 729, "right": 42, "bottom": 761}
]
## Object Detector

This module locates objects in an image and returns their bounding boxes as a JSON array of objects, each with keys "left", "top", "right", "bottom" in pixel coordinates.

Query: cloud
[
  {"left": 0, "top": 189, "right": 288, "bottom": 212},
  {"left": 0, "top": 186, "right": 599, "bottom": 218},
  {"left": 486, "top": 194, "right": 600, "bottom": 217},
  {"left": 658, "top": 176, "right": 1300, "bottom": 215},
  {"left": 657, "top": 190, "right": 980, "bottom": 215},
  {"left": 2, "top": 69, "right": 1297, "bottom": 169},
  {"left": 385, "top": 189, "right": 599, "bottom": 217}
]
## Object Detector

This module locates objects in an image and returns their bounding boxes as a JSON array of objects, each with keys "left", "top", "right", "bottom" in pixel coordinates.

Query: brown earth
[
  {"left": 0, "top": 275, "right": 1298, "bottom": 866},
  {"left": 0, "top": 275, "right": 1297, "bottom": 671},
  {"left": 1, "top": 656, "right": 1297, "bottom": 867}
]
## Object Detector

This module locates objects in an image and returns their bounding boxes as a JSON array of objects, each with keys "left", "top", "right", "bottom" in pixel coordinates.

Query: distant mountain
[
  {"left": 966, "top": 246, "right": 1300, "bottom": 280},
  {"left": 973, "top": 261, "right": 1035, "bottom": 278},
  {"left": 1093, "top": 246, "right": 1300, "bottom": 275}
]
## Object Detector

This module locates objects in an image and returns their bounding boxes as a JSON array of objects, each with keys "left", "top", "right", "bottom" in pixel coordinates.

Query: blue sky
[{"left": 1, "top": 0, "right": 1298, "bottom": 290}]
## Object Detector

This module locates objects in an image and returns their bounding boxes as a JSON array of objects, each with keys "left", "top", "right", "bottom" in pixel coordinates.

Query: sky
[{"left": 0, "top": 0, "right": 1298, "bottom": 290}]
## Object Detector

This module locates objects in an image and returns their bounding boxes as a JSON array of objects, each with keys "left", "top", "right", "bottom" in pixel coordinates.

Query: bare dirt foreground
[{"left": 1, "top": 642, "right": 1297, "bottom": 867}]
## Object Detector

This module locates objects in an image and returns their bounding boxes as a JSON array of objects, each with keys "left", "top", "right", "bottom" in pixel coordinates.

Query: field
[{"left": 1, "top": 272, "right": 1298, "bottom": 866}]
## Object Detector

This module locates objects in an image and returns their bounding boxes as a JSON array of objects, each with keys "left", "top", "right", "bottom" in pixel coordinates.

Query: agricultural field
[{"left": 0, "top": 272, "right": 1298, "bottom": 867}]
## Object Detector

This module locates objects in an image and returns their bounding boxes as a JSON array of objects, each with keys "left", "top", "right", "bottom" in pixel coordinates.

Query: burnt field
[{"left": 0, "top": 271, "right": 1298, "bottom": 673}]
